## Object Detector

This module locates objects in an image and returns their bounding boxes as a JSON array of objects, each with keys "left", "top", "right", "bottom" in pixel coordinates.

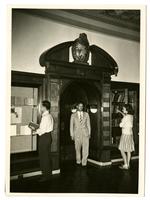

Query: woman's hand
[{"left": 117, "top": 109, "right": 125, "bottom": 116}]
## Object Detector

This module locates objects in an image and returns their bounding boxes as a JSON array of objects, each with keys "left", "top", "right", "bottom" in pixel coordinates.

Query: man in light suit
[{"left": 70, "top": 102, "right": 91, "bottom": 166}]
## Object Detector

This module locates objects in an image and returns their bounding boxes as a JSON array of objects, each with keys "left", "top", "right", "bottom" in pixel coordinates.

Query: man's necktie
[{"left": 79, "top": 112, "right": 83, "bottom": 123}]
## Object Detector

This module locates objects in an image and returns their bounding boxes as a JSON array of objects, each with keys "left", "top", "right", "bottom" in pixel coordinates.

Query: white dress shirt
[
  {"left": 77, "top": 111, "right": 83, "bottom": 120},
  {"left": 36, "top": 110, "right": 54, "bottom": 136}
]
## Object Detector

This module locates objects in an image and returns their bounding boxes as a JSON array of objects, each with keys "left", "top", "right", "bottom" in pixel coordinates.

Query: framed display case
[
  {"left": 10, "top": 71, "right": 45, "bottom": 176},
  {"left": 11, "top": 86, "right": 38, "bottom": 153}
]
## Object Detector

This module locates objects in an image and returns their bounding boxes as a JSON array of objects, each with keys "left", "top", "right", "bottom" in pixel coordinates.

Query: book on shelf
[
  {"left": 113, "top": 93, "right": 119, "bottom": 102},
  {"left": 128, "top": 91, "right": 135, "bottom": 103},
  {"left": 114, "top": 105, "right": 119, "bottom": 113},
  {"left": 28, "top": 121, "right": 39, "bottom": 131},
  {"left": 117, "top": 94, "right": 122, "bottom": 102},
  {"left": 112, "top": 92, "right": 125, "bottom": 103},
  {"left": 118, "top": 93, "right": 125, "bottom": 102},
  {"left": 111, "top": 93, "right": 115, "bottom": 102}
]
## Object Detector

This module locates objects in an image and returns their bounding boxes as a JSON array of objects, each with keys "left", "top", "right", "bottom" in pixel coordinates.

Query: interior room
[{"left": 10, "top": 8, "right": 140, "bottom": 193}]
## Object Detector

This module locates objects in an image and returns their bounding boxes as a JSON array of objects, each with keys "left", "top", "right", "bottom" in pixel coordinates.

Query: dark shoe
[{"left": 39, "top": 175, "right": 52, "bottom": 182}]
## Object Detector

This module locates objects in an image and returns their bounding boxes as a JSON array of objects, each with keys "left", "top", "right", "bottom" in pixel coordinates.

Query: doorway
[{"left": 60, "top": 80, "right": 101, "bottom": 164}]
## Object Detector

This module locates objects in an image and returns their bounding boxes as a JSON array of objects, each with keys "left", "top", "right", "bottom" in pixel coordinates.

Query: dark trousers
[{"left": 38, "top": 132, "right": 52, "bottom": 178}]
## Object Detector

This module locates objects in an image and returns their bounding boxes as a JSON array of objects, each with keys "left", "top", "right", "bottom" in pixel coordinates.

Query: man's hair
[
  {"left": 77, "top": 101, "right": 84, "bottom": 106},
  {"left": 42, "top": 100, "right": 51, "bottom": 110}
]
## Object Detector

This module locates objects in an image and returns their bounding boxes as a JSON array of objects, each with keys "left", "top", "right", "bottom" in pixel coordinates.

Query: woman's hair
[
  {"left": 42, "top": 100, "right": 51, "bottom": 110},
  {"left": 124, "top": 104, "right": 134, "bottom": 115}
]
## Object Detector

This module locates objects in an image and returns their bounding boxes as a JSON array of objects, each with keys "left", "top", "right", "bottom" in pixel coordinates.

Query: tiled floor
[{"left": 10, "top": 160, "right": 138, "bottom": 194}]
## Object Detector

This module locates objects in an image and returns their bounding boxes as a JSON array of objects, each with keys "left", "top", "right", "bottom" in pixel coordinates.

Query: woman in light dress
[{"left": 117, "top": 104, "right": 135, "bottom": 170}]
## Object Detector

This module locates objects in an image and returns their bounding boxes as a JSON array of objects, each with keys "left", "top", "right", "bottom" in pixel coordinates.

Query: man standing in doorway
[
  {"left": 70, "top": 102, "right": 91, "bottom": 166},
  {"left": 35, "top": 100, "right": 54, "bottom": 182}
]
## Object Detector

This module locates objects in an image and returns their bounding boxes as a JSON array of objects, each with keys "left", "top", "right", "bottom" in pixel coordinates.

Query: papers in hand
[{"left": 28, "top": 121, "right": 39, "bottom": 131}]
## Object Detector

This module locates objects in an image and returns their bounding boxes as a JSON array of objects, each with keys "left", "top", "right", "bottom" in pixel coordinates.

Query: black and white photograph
[{"left": 4, "top": 3, "right": 147, "bottom": 197}]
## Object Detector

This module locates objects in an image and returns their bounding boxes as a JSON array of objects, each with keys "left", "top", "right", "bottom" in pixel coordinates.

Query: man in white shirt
[
  {"left": 70, "top": 102, "right": 91, "bottom": 166},
  {"left": 35, "top": 100, "right": 54, "bottom": 182}
]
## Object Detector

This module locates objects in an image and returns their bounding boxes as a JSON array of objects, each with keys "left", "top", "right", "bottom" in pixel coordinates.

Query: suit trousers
[
  {"left": 38, "top": 132, "right": 52, "bottom": 178},
  {"left": 75, "top": 134, "right": 89, "bottom": 166}
]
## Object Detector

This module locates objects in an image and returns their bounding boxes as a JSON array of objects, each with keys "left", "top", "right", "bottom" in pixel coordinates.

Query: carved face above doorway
[{"left": 72, "top": 33, "right": 90, "bottom": 64}]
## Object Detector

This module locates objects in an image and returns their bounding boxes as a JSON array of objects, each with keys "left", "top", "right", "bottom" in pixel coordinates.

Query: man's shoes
[
  {"left": 39, "top": 175, "right": 52, "bottom": 182},
  {"left": 82, "top": 164, "right": 87, "bottom": 167}
]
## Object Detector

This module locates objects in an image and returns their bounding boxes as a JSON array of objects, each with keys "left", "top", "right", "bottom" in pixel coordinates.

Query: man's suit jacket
[{"left": 70, "top": 112, "right": 91, "bottom": 140}]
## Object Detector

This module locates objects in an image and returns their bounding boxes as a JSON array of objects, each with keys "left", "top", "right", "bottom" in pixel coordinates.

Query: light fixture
[
  {"left": 71, "top": 108, "right": 77, "bottom": 113},
  {"left": 90, "top": 104, "right": 98, "bottom": 113},
  {"left": 71, "top": 104, "right": 77, "bottom": 113}
]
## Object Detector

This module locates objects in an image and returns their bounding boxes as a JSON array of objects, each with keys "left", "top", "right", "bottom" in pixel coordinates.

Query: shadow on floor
[{"left": 10, "top": 160, "right": 138, "bottom": 194}]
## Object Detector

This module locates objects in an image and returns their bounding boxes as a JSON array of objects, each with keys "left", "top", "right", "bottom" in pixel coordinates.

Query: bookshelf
[{"left": 110, "top": 82, "right": 139, "bottom": 157}]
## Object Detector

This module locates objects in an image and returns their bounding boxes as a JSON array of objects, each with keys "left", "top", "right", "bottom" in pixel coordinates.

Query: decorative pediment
[{"left": 39, "top": 33, "right": 118, "bottom": 76}]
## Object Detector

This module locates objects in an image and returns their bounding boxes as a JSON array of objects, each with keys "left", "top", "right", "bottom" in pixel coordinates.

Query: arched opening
[{"left": 60, "top": 80, "right": 102, "bottom": 165}]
